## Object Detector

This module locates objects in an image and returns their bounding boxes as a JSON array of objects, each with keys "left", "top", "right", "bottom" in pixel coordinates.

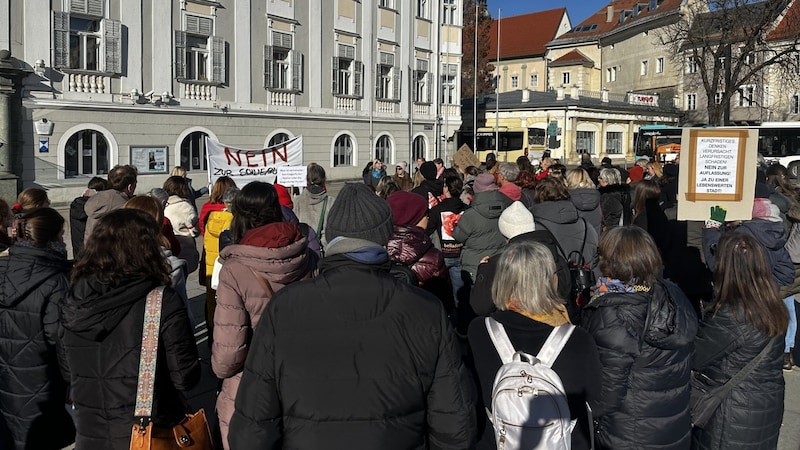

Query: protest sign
[{"left": 206, "top": 136, "right": 303, "bottom": 187}]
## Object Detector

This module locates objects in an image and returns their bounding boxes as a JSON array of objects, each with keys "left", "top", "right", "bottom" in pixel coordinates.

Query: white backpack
[{"left": 485, "top": 317, "right": 576, "bottom": 450}]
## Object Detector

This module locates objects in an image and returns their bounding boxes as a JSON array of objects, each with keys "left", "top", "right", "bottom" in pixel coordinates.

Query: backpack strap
[
  {"left": 485, "top": 317, "right": 516, "bottom": 364},
  {"left": 317, "top": 196, "right": 328, "bottom": 237},
  {"left": 536, "top": 324, "right": 575, "bottom": 368}
]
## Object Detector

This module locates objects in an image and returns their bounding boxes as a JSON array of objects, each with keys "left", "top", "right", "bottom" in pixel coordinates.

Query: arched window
[
  {"left": 375, "top": 135, "right": 392, "bottom": 163},
  {"left": 268, "top": 132, "right": 290, "bottom": 148},
  {"left": 412, "top": 135, "right": 426, "bottom": 162},
  {"left": 64, "top": 130, "right": 109, "bottom": 178},
  {"left": 334, "top": 134, "right": 353, "bottom": 167},
  {"left": 180, "top": 131, "right": 208, "bottom": 171}
]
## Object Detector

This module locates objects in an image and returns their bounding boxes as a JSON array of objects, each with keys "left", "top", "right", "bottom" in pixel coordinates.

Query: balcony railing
[
  {"left": 270, "top": 91, "right": 296, "bottom": 107},
  {"left": 377, "top": 100, "right": 396, "bottom": 113},
  {"left": 182, "top": 82, "right": 214, "bottom": 101},
  {"left": 66, "top": 73, "right": 108, "bottom": 94},
  {"left": 336, "top": 97, "right": 358, "bottom": 111}
]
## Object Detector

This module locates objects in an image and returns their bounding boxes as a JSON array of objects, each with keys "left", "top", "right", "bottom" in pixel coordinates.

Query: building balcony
[
  {"left": 65, "top": 73, "right": 109, "bottom": 94},
  {"left": 181, "top": 82, "right": 215, "bottom": 101},
  {"left": 377, "top": 100, "right": 398, "bottom": 113},
  {"left": 414, "top": 103, "right": 430, "bottom": 115},
  {"left": 270, "top": 91, "right": 296, "bottom": 107},
  {"left": 335, "top": 97, "right": 359, "bottom": 111}
]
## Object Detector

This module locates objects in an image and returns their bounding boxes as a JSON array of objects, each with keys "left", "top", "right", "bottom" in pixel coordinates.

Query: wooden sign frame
[{"left": 685, "top": 128, "right": 748, "bottom": 203}]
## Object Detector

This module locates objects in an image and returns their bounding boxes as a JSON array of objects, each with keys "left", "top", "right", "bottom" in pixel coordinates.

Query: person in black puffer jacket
[
  {"left": 60, "top": 209, "right": 200, "bottom": 450},
  {"left": 387, "top": 191, "right": 453, "bottom": 311},
  {"left": 597, "top": 168, "right": 632, "bottom": 230},
  {"left": 582, "top": 226, "right": 697, "bottom": 450},
  {"left": 0, "top": 208, "right": 75, "bottom": 450},
  {"left": 228, "top": 183, "right": 474, "bottom": 450},
  {"left": 691, "top": 232, "right": 787, "bottom": 449},
  {"left": 68, "top": 176, "right": 108, "bottom": 259}
]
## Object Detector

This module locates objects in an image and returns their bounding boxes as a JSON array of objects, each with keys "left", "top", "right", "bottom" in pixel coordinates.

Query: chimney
[
  {"left": 607, "top": 5, "right": 614, "bottom": 22},
  {"left": 521, "top": 88, "right": 530, "bottom": 103},
  {"left": 570, "top": 85, "right": 580, "bottom": 100},
  {"left": 601, "top": 89, "right": 609, "bottom": 103},
  {"left": 556, "top": 85, "right": 565, "bottom": 100}
]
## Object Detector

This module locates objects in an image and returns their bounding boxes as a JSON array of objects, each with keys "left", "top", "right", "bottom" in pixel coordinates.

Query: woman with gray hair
[
  {"left": 468, "top": 240, "right": 602, "bottom": 450},
  {"left": 597, "top": 167, "right": 632, "bottom": 231}
]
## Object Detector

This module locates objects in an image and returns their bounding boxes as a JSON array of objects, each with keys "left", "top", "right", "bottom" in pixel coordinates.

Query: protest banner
[
  {"left": 205, "top": 136, "right": 303, "bottom": 187},
  {"left": 677, "top": 128, "right": 758, "bottom": 221},
  {"left": 277, "top": 165, "right": 308, "bottom": 187}
]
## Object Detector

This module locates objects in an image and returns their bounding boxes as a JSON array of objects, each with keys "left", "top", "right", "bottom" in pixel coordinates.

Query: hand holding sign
[{"left": 705, "top": 205, "right": 727, "bottom": 229}]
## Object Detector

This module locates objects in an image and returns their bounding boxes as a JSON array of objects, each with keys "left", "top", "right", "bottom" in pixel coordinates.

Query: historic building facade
[{"left": 0, "top": 0, "right": 463, "bottom": 202}]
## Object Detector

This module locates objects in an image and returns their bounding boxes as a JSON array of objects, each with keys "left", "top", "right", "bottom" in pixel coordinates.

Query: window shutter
[
  {"left": 174, "top": 30, "right": 187, "bottom": 79},
  {"left": 87, "top": 0, "right": 103, "bottom": 16},
  {"left": 375, "top": 65, "right": 381, "bottom": 98},
  {"left": 332, "top": 57, "right": 339, "bottom": 94},
  {"left": 392, "top": 67, "right": 401, "bottom": 100},
  {"left": 211, "top": 36, "right": 225, "bottom": 84},
  {"left": 427, "top": 71, "right": 433, "bottom": 104},
  {"left": 103, "top": 19, "right": 122, "bottom": 74},
  {"left": 186, "top": 15, "right": 213, "bottom": 36},
  {"left": 339, "top": 44, "right": 355, "bottom": 60},
  {"left": 273, "top": 31, "right": 292, "bottom": 49},
  {"left": 53, "top": 11, "right": 70, "bottom": 68},
  {"left": 354, "top": 60, "right": 363, "bottom": 98},
  {"left": 416, "top": 59, "right": 428, "bottom": 72},
  {"left": 380, "top": 52, "right": 394, "bottom": 66},
  {"left": 291, "top": 50, "right": 302, "bottom": 92},
  {"left": 70, "top": 0, "right": 87, "bottom": 14},
  {"left": 264, "top": 45, "right": 273, "bottom": 89}
]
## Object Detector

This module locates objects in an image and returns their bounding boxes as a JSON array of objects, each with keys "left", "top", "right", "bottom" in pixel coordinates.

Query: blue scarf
[{"left": 372, "top": 168, "right": 382, "bottom": 179}]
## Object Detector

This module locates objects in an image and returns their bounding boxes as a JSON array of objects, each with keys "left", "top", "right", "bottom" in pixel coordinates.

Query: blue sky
[{"left": 485, "top": 0, "right": 611, "bottom": 26}]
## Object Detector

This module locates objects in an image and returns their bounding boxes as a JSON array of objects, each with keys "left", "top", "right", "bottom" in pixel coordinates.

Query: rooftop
[{"left": 487, "top": 8, "right": 568, "bottom": 59}]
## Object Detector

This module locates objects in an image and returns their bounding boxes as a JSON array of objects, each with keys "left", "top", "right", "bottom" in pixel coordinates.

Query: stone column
[{"left": 0, "top": 49, "right": 26, "bottom": 201}]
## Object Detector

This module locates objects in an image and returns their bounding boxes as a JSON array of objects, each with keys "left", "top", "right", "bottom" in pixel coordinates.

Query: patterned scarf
[
  {"left": 508, "top": 303, "right": 571, "bottom": 327},
  {"left": 592, "top": 277, "right": 651, "bottom": 300}
]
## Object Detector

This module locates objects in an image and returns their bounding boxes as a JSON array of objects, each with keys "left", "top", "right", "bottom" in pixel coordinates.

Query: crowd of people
[{"left": 0, "top": 151, "right": 794, "bottom": 450}]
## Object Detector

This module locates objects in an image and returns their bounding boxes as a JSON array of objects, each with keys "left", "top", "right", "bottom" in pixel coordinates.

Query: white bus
[{"left": 759, "top": 121, "right": 800, "bottom": 178}]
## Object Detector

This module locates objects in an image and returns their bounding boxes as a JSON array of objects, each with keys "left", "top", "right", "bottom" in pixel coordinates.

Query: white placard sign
[
  {"left": 695, "top": 136, "right": 739, "bottom": 195},
  {"left": 277, "top": 165, "right": 308, "bottom": 187},
  {"left": 206, "top": 136, "right": 303, "bottom": 187}
]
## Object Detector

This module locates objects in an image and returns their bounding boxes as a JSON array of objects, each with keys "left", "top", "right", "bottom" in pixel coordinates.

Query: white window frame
[
  {"left": 576, "top": 131, "right": 595, "bottom": 154},
  {"left": 714, "top": 91, "right": 724, "bottom": 105},
  {"left": 333, "top": 44, "right": 363, "bottom": 98},
  {"left": 378, "top": 0, "right": 394, "bottom": 8},
  {"left": 606, "top": 66, "right": 617, "bottom": 82},
  {"left": 562, "top": 71, "right": 571, "bottom": 85},
  {"left": 656, "top": 57, "right": 664, "bottom": 74},
  {"left": 442, "top": 0, "right": 458, "bottom": 25},
  {"left": 510, "top": 75, "right": 519, "bottom": 89},
  {"left": 686, "top": 93, "right": 697, "bottom": 110},
  {"left": 53, "top": 4, "right": 122, "bottom": 74},
  {"left": 417, "top": 0, "right": 429, "bottom": 19},
  {"left": 414, "top": 59, "right": 432, "bottom": 104},
  {"left": 375, "top": 135, "right": 393, "bottom": 162},
  {"left": 265, "top": 31, "right": 303, "bottom": 92},
  {"left": 64, "top": 129, "right": 110, "bottom": 178},
  {"left": 441, "top": 63, "right": 458, "bottom": 105},
  {"left": 412, "top": 135, "right": 426, "bottom": 161},
  {"left": 606, "top": 131, "right": 623, "bottom": 155},
  {"left": 640, "top": 60, "right": 648, "bottom": 76},
  {"left": 333, "top": 133, "right": 355, "bottom": 167},
  {"left": 376, "top": 52, "right": 400, "bottom": 101},
  {"left": 174, "top": 15, "right": 225, "bottom": 84},
  {"left": 530, "top": 72, "right": 538, "bottom": 87},
  {"left": 687, "top": 56, "right": 698, "bottom": 74},
  {"left": 738, "top": 85, "right": 754, "bottom": 107}
]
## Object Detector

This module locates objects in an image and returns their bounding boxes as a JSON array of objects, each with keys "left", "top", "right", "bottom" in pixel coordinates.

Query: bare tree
[
  {"left": 461, "top": 0, "right": 494, "bottom": 98},
  {"left": 659, "top": 0, "right": 800, "bottom": 125}
]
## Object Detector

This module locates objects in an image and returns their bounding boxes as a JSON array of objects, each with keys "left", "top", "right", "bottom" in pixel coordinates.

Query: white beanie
[{"left": 498, "top": 201, "right": 535, "bottom": 239}]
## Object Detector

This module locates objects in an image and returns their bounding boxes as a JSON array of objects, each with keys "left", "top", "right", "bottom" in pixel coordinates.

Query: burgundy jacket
[{"left": 387, "top": 225, "right": 454, "bottom": 311}]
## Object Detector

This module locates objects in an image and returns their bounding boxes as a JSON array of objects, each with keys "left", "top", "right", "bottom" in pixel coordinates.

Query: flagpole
[
  {"left": 472, "top": 1, "right": 478, "bottom": 154},
  {"left": 495, "top": 8, "right": 500, "bottom": 159}
]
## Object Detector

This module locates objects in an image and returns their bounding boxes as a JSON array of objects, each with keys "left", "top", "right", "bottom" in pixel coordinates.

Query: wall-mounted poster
[
  {"left": 677, "top": 128, "right": 758, "bottom": 221},
  {"left": 131, "top": 146, "right": 168, "bottom": 174}
]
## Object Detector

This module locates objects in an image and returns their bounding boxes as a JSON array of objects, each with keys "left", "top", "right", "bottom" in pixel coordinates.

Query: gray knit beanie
[{"left": 325, "top": 183, "right": 394, "bottom": 246}]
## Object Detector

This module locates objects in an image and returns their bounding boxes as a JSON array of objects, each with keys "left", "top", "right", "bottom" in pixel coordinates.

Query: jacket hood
[
  {"left": 220, "top": 222, "right": 314, "bottom": 285},
  {"left": 532, "top": 200, "right": 579, "bottom": 225},
  {"left": 643, "top": 280, "right": 698, "bottom": 350},
  {"left": 299, "top": 189, "right": 330, "bottom": 206},
  {"left": 61, "top": 275, "right": 159, "bottom": 341},
  {"left": 0, "top": 245, "right": 71, "bottom": 308},
  {"left": 470, "top": 190, "right": 512, "bottom": 219},
  {"left": 387, "top": 225, "right": 432, "bottom": 266},
  {"left": 598, "top": 183, "right": 630, "bottom": 196},
  {"left": 569, "top": 188, "right": 601, "bottom": 212},
  {"left": 740, "top": 219, "right": 787, "bottom": 250}
]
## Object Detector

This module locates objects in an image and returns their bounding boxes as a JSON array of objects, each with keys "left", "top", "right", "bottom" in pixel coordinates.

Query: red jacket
[{"left": 387, "top": 225, "right": 453, "bottom": 311}]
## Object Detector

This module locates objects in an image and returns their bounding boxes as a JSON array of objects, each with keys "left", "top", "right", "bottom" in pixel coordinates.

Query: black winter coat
[
  {"left": 228, "top": 252, "right": 475, "bottom": 450},
  {"left": 60, "top": 275, "right": 200, "bottom": 450},
  {"left": 691, "top": 305, "right": 784, "bottom": 450},
  {"left": 468, "top": 311, "right": 603, "bottom": 450},
  {"left": 69, "top": 196, "right": 89, "bottom": 258},
  {"left": 582, "top": 280, "right": 698, "bottom": 450},
  {"left": 0, "top": 244, "right": 75, "bottom": 450},
  {"left": 598, "top": 184, "right": 632, "bottom": 229}
]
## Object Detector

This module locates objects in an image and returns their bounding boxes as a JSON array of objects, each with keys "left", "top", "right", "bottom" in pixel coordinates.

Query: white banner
[{"left": 205, "top": 136, "right": 304, "bottom": 187}]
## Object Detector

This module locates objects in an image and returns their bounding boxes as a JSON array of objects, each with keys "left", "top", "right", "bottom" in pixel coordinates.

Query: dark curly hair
[
  {"left": 72, "top": 208, "right": 170, "bottom": 286},
  {"left": 229, "top": 181, "right": 283, "bottom": 243}
]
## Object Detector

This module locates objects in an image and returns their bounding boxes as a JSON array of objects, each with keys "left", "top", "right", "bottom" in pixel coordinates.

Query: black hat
[
  {"left": 325, "top": 183, "right": 393, "bottom": 246},
  {"left": 420, "top": 161, "right": 437, "bottom": 181},
  {"left": 601, "top": 157, "right": 612, "bottom": 166}
]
